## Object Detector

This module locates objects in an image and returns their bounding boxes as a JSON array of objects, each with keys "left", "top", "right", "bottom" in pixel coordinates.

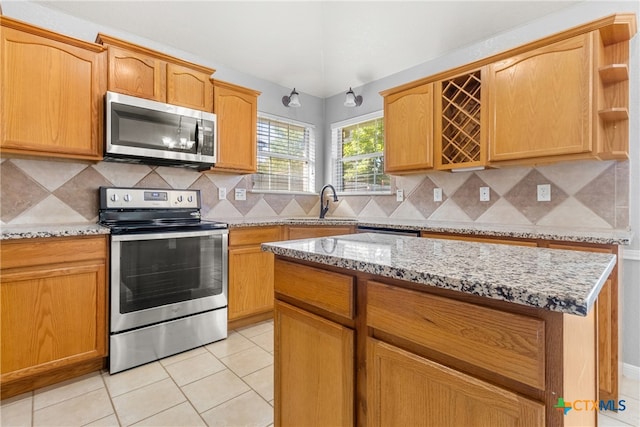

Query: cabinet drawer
[
  {"left": 275, "top": 260, "right": 355, "bottom": 319},
  {"left": 367, "top": 281, "right": 545, "bottom": 389},
  {"left": 0, "top": 236, "right": 107, "bottom": 270},
  {"left": 229, "top": 226, "right": 282, "bottom": 246}
]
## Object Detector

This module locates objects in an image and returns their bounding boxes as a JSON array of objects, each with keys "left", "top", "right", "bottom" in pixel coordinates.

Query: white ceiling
[{"left": 38, "top": 1, "right": 583, "bottom": 98}]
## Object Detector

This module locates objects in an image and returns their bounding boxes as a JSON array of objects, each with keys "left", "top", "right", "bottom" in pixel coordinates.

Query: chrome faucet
[{"left": 319, "top": 184, "right": 338, "bottom": 219}]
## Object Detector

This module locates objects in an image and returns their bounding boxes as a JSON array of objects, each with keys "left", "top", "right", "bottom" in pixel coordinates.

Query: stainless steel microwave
[{"left": 105, "top": 91, "right": 216, "bottom": 171}]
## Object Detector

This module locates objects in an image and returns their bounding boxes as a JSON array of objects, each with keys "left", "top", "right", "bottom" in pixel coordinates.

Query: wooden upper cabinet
[
  {"left": 104, "top": 44, "right": 167, "bottom": 101},
  {"left": 96, "top": 34, "right": 215, "bottom": 112},
  {"left": 487, "top": 33, "right": 594, "bottom": 162},
  {"left": 0, "top": 17, "right": 106, "bottom": 160},
  {"left": 212, "top": 80, "right": 260, "bottom": 173},
  {"left": 382, "top": 82, "right": 434, "bottom": 173},
  {"left": 167, "top": 63, "right": 214, "bottom": 112}
]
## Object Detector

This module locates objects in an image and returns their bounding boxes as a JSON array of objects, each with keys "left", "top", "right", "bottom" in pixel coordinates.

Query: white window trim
[{"left": 330, "top": 110, "right": 392, "bottom": 195}]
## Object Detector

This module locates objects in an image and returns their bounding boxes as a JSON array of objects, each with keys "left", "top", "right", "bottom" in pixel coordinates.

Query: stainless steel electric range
[{"left": 99, "top": 186, "right": 228, "bottom": 373}]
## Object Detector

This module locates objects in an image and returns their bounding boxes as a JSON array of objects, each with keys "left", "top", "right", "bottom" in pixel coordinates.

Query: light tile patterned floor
[
  {"left": 2, "top": 318, "right": 639, "bottom": 426},
  {"left": 0, "top": 321, "right": 275, "bottom": 427}
]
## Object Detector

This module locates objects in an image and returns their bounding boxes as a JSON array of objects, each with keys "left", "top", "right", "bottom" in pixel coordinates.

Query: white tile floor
[
  {"left": 2, "top": 318, "right": 639, "bottom": 426},
  {"left": 1, "top": 321, "right": 275, "bottom": 427}
]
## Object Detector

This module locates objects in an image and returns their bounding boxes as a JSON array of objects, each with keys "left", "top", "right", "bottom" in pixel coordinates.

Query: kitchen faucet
[{"left": 319, "top": 184, "right": 338, "bottom": 219}]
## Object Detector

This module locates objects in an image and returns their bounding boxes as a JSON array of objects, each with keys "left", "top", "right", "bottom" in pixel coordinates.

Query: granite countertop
[
  {"left": 0, "top": 223, "right": 110, "bottom": 240},
  {"left": 0, "top": 216, "right": 632, "bottom": 245},
  {"left": 262, "top": 232, "right": 617, "bottom": 316},
  {"left": 222, "top": 217, "right": 632, "bottom": 245}
]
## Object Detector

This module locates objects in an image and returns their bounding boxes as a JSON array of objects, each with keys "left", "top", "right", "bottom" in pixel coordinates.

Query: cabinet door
[
  {"left": 213, "top": 81, "right": 259, "bottom": 173},
  {"left": 0, "top": 26, "right": 106, "bottom": 160},
  {"left": 488, "top": 33, "right": 594, "bottom": 162},
  {"left": 228, "top": 246, "right": 274, "bottom": 320},
  {"left": 1, "top": 262, "right": 107, "bottom": 384},
  {"left": 383, "top": 83, "right": 434, "bottom": 173},
  {"left": 167, "top": 63, "right": 213, "bottom": 112},
  {"left": 367, "top": 338, "right": 544, "bottom": 427},
  {"left": 106, "top": 45, "right": 166, "bottom": 101},
  {"left": 275, "top": 301, "right": 354, "bottom": 427}
]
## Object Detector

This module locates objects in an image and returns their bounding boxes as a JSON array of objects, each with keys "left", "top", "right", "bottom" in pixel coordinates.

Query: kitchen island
[{"left": 262, "top": 233, "right": 617, "bottom": 427}]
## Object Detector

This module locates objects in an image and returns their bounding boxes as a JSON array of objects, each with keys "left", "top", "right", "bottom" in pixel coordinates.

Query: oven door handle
[{"left": 111, "top": 228, "right": 228, "bottom": 242}]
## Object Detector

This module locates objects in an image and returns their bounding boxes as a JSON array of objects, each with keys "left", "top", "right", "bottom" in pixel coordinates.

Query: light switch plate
[
  {"left": 479, "top": 187, "right": 490, "bottom": 202},
  {"left": 434, "top": 188, "right": 443, "bottom": 202},
  {"left": 234, "top": 188, "right": 246, "bottom": 201},
  {"left": 218, "top": 187, "right": 227, "bottom": 200},
  {"left": 537, "top": 184, "right": 551, "bottom": 202},
  {"left": 396, "top": 189, "right": 404, "bottom": 202}
]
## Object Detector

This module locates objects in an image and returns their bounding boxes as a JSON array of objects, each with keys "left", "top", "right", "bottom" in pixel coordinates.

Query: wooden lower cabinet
[
  {"left": 228, "top": 245, "right": 275, "bottom": 321},
  {"left": 274, "top": 301, "right": 354, "bottom": 427},
  {"left": 421, "top": 230, "right": 621, "bottom": 402},
  {"left": 548, "top": 242, "right": 621, "bottom": 403},
  {"left": 228, "top": 224, "right": 355, "bottom": 328},
  {"left": 367, "top": 338, "right": 544, "bottom": 427},
  {"left": 0, "top": 236, "right": 108, "bottom": 399},
  {"left": 274, "top": 256, "right": 601, "bottom": 426},
  {"left": 227, "top": 226, "right": 282, "bottom": 327}
]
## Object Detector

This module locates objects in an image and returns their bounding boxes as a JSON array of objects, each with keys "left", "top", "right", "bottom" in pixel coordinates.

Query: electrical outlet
[
  {"left": 479, "top": 187, "right": 490, "bottom": 202},
  {"left": 234, "top": 188, "right": 246, "bottom": 201},
  {"left": 218, "top": 187, "right": 227, "bottom": 200},
  {"left": 433, "top": 188, "right": 443, "bottom": 202},
  {"left": 537, "top": 184, "right": 551, "bottom": 202},
  {"left": 396, "top": 189, "right": 404, "bottom": 202}
]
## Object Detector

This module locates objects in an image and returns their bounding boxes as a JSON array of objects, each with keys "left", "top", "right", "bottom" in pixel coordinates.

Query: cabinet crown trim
[
  {"left": 379, "top": 12, "right": 637, "bottom": 97},
  {"left": 96, "top": 33, "right": 215, "bottom": 75},
  {"left": 212, "top": 79, "right": 262, "bottom": 96},
  {"left": 0, "top": 16, "right": 106, "bottom": 53}
]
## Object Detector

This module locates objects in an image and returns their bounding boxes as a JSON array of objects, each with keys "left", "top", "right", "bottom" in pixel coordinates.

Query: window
[
  {"left": 331, "top": 111, "right": 390, "bottom": 194},
  {"left": 253, "top": 113, "right": 315, "bottom": 193}
]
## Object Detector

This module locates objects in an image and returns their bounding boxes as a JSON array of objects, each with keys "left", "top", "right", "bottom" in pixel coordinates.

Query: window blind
[{"left": 253, "top": 114, "right": 315, "bottom": 193}]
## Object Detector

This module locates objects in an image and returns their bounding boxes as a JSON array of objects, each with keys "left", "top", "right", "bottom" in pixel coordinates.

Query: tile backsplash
[{"left": 0, "top": 157, "right": 629, "bottom": 230}]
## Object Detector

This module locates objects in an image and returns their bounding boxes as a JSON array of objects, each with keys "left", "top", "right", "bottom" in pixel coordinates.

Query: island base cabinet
[
  {"left": 274, "top": 301, "right": 354, "bottom": 427},
  {"left": 367, "top": 338, "right": 545, "bottom": 427}
]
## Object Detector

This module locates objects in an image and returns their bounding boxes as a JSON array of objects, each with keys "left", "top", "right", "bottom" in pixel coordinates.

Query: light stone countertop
[
  {"left": 0, "top": 223, "right": 110, "bottom": 240},
  {"left": 222, "top": 216, "right": 631, "bottom": 245},
  {"left": 0, "top": 217, "right": 632, "bottom": 245},
  {"left": 262, "top": 232, "right": 617, "bottom": 316}
]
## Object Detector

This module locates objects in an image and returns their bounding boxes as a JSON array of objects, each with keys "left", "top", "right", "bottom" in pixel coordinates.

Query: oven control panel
[{"left": 101, "top": 187, "right": 200, "bottom": 209}]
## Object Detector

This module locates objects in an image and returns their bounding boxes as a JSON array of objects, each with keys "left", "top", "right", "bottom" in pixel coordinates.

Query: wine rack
[{"left": 437, "top": 70, "right": 485, "bottom": 170}]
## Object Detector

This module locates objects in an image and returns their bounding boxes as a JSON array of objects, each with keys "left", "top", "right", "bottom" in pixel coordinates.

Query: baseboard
[
  {"left": 623, "top": 363, "right": 640, "bottom": 380},
  {"left": 623, "top": 249, "right": 640, "bottom": 261}
]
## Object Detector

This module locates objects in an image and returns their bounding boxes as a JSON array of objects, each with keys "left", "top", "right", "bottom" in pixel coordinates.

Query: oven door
[{"left": 110, "top": 228, "right": 228, "bottom": 333}]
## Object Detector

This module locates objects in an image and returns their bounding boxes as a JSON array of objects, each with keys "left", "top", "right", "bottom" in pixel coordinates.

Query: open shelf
[
  {"left": 439, "top": 70, "right": 483, "bottom": 168},
  {"left": 599, "top": 64, "right": 629, "bottom": 84},
  {"left": 598, "top": 108, "right": 628, "bottom": 122}
]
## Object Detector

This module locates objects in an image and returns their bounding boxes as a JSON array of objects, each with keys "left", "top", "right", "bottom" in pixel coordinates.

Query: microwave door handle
[{"left": 195, "top": 119, "right": 203, "bottom": 154}]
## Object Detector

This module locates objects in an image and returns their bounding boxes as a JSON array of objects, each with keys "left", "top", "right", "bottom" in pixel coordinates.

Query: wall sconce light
[
  {"left": 344, "top": 87, "right": 363, "bottom": 107},
  {"left": 282, "top": 88, "right": 301, "bottom": 107}
]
